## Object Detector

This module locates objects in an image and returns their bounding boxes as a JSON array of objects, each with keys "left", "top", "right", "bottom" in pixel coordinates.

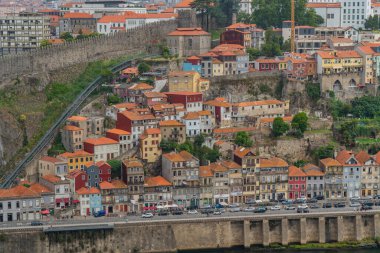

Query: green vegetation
[
  {"left": 293, "top": 160, "right": 307, "bottom": 167},
  {"left": 261, "top": 29, "right": 283, "bottom": 57},
  {"left": 40, "top": 39, "right": 52, "bottom": 48},
  {"left": 138, "top": 62, "right": 151, "bottom": 74},
  {"left": 365, "top": 15, "right": 380, "bottom": 30},
  {"left": 246, "top": 48, "right": 262, "bottom": 61},
  {"left": 107, "top": 160, "right": 122, "bottom": 178},
  {"left": 107, "top": 94, "right": 123, "bottom": 105},
  {"left": 243, "top": 0, "right": 323, "bottom": 29},
  {"left": 291, "top": 112, "right": 308, "bottom": 133},
  {"left": 288, "top": 239, "right": 377, "bottom": 249},
  {"left": 312, "top": 144, "right": 335, "bottom": 161},
  {"left": 306, "top": 82, "right": 321, "bottom": 103},
  {"left": 60, "top": 31, "right": 100, "bottom": 42},
  {"left": 47, "top": 135, "right": 66, "bottom": 157},
  {"left": 330, "top": 96, "right": 380, "bottom": 119},
  {"left": 272, "top": 117, "right": 290, "bottom": 137},
  {"left": 234, "top": 131, "right": 253, "bottom": 147},
  {"left": 210, "top": 29, "right": 224, "bottom": 40},
  {"left": 160, "top": 135, "right": 220, "bottom": 165}
]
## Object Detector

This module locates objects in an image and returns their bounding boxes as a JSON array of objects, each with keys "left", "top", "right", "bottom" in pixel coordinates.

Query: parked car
[
  {"left": 323, "top": 203, "right": 332, "bottom": 208},
  {"left": 142, "top": 213, "right": 154, "bottom": 218},
  {"left": 188, "top": 210, "right": 198, "bottom": 215},
  {"left": 298, "top": 204, "right": 308, "bottom": 209},
  {"left": 308, "top": 198, "right": 318, "bottom": 203},
  {"left": 229, "top": 203, "right": 240, "bottom": 208},
  {"left": 254, "top": 207, "right": 267, "bottom": 213},
  {"left": 282, "top": 200, "right": 293, "bottom": 205},
  {"left": 200, "top": 208, "right": 214, "bottom": 214},
  {"left": 334, "top": 202, "right": 346, "bottom": 208},
  {"left": 213, "top": 210, "right": 222, "bottom": 215},
  {"left": 243, "top": 207, "right": 255, "bottom": 212},
  {"left": 31, "top": 221, "right": 43, "bottom": 226},
  {"left": 285, "top": 205, "right": 296, "bottom": 210},
  {"left": 93, "top": 210, "right": 106, "bottom": 217},
  {"left": 229, "top": 207, "right": 241, "bottom": 212},
  {"left": 350, "top": 202, "right": 361, "bottom": 207},
  {"left": 171, "top": 209, "right": 183, "bottom": 215},
  {"left": 373, "top": 195, "right": 380, "bottom": 200},
  {"left": 297, "top": 207, "right": 310, "bottom": 213},
  {"left": 363, "top": 201, "right": 374, "bottom": 207},
  {"left": 315, "top": 195, "right": 324, "bottom": 200},
  {"left": 270, "top": 205, "right": 281, "bottom": 211},
  {"left": 361, "top": 205, "right": 373, "bottom": 211},
  {"left": 158, "top": 210, "right": 169, "bottom": 216},
  {"left": 309, "top": 204, "right": 319, "bottom": 209},
  {"left": 350, "top": 196, "right": 360, "bottom": 202}
]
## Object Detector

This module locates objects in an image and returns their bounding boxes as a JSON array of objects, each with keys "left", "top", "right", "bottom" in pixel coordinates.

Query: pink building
[{"left": 288, "top": 166, "right": 306, "bottom": 200}]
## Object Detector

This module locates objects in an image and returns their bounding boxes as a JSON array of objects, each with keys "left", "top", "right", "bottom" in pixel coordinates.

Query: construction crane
[{"left": 291, "top": 0, "right": 295, "bottom": 53}]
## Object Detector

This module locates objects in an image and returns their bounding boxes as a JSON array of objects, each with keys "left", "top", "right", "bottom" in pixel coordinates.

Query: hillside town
[{"left": 1, "top": 0, "right": 380, "bottom": 225}]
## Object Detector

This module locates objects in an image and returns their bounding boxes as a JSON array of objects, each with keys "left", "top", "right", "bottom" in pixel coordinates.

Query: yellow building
[
  {"left": 316, "top": 50, "right": 363, "bottom": 75},
  {"left": 57, "top": 150, "right": 94, "bottom": 171},
  {"left": 139, "top": 128, "right": 162, "bottom": 163},
  {"left": 159, "top": 120, "right": 186, "bottom": 144},
  {"left": 357, "top": 46, "right": 376, "bottom": 85},
  {"left": 212, "top": 58, "right": 224, "bottom": 76},
  {"left": 168, "top": 71, "right": 210, "bottom": 92}
]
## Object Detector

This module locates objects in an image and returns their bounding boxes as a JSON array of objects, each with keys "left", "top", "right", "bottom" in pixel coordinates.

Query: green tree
[
  {"left": 291, "top": 112, "right": 308, "bottom": 133},
  {"left": 246, "top": 47, "right": 262, "bottom": 61},
  {"left": 339, "top": 121, "right": 358, "bottom": 147},
  {"left": 190, "top": 0, "right": 216, "bottom": 31},
  {"left": 107, "top": 160, "right": 122, "bottom": 178},
  {"left": 60, "top": 32, "right": 74, "bottom": 41},
  {"left": 138, "top": 62, "right": 151, "bottom": 74},
  {"left": 313, "top": 144, "right": 335, "bottom": 160},
  {"left": 261, "top": 28, "right": 283, "bottom": 57},
  {"left": 234, "top": 131, "right": 253, "bottom": 147},
  {"left": 272, "top": 117, "right": 290, "bottom": 137},
  {"left": 306, "top": 82, "right": 321, "bottom": 103},
  {"left": 194, "top": 134, "right": 205, "bottom": 148},
  {"left": 40, "top": 39, "right": 52, "bottom": 48},
  {"left": 351, "top": 96, "right": 380, "bottom": 118},
  {"left": 294, "top": 160, "right": 307, "bottom": 167},
  {"left": 160, "top": 139, "right": 178, "bottom": 153},
  {"left": 365, "top": 15, "right": 380, "bottom": 30},
  {"left": 107, "top": 94, "right": 122, "bottom": 105},
  {"left": 178, "top": 140, "right": 194, "bottom": 153},
  {"left": 237, "top": 12, "right": 254, "bottom": 24}
]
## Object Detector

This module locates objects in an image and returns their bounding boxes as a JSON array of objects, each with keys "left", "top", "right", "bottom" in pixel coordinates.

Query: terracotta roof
[
  {"left": 0, "top": 185, "right": 40, "bottom": 199},
  {"left": 302, "top": 165, "right": 325, "bottom": 177},
  {"left": 119, "top": 110, "right": 156, "bottom": 121},
  {"left": 111, "top": 180, "right": 128, "bottom": 188},
  {"left": 329, "top": 37, "right": 353, "bottom": 44},
  {"left": 128, "top": 82, "right": 154, "bottom": 90},
  {"left": 169, "top": 70, "right": 199, "bottom": 77},
  {"left": 113, "top": 102, "right": 137, "bottom": 110},
  {"left": 121, "top": 67, "right": 138, "bottom": 75},
  {"left": 163, "top": 152, "right": 186, "bottom": 162},
  {"left": 63, "top": 125, "right": 83, "bottom": 131},
  {"left": 182, "top": 112, "right": 201, "bottom": 120},
  {"left": 63, "top": 12, "right": 93, "bottom": 19},
  {"left": 164, "top": 91, "right": 202, "bottom": 96},
  {"left": 187, "top": 55, "right": 201, "bottom": 60},
  {"left": 77, "top": 187, "right": 100, "bottom": 195},
  {"left": 221, "top": 160, "right": 241, "bottom": 169},
  {"left": 66, "top": 169, "right": 85, "bottom": 179},
  {"left": 204, "top": 98, "right": 231, "bottom": 107},
  {"left": 336, "top": 150, "right": 359, "bottom": 165},
  {"left": 42, "top": 175, "right": 65, "bottom": 184},
  {"left": 234, "top": 147, "right": 256, "bottom": 159},
  {"left": 40, "top": 156, "right": 64, "bottom": 164},
  {"left": 145, "top": 128, "right": 161, "bottom": 135},
  {"left": 97, "top": 15, "right": 125, "bottom": 23},
  {"left": 68, "top": 115, "right": 88, "bottom": 121},
  {"left": 29, "top": 183, "right": 53, "bottom": 194},
  {"left": 106, "top": 128, "right": 131, "bottom": 135},
  {"left": 168, "top": 27, "right": 210, "bottom": 36},
  {"left": 317, "top": 50, "right": 361, "bottom": 59},
  {"left": 289, "top": 166, "right": 306, "bottom": 177},
  {"left": 58, "top": 150, "right": 93, "bottom": 158},
  {"left": 84, "top": 137, "right": 118, "bottom": 146},
  {"left": 319, "top": 158, "right": 341, "bottom": 167},
  {"left": 234, "top": 99, "right": 285, "bottom": 107},
  {"left": 123, "top": 160, "right": 143, "bottom": 167},
  {"left": 199, "top": 165, "right": 214, "bottom": 177},
  {"left": 99, "top": 181, "right": 114, "bottom": 190},
  {"left": 144, "top": 176, "right": 172, "bottom": 187},
  {"left": 258, "top": 157, "right": 288, "bottom": 168},
  {"left": 260, "top": 116, "right": 293, "bottom": 124},
  {"left": 144, "top": 92, "right": 167, "bottom": 99},
  {"left": 211, "top": 44, "right": 245, "bottom": 52},
  {"left": 174, "top": 0, "right": 193, "bottom": 8},
  {"left": 123, "top": 12, "right": 177, "bottom": 19},
  {"left": 159, "top": 120, "right": 184, "bottom": 127},
  {"left": 162, "top": 7, "right": 174, "bottom": 13},
  {"left": 226, "top": 23, "right": 252, "bottom": 29},
  {"left": 355, "top": 150, "right": 371, "bottom": 164},
  {"left": 210, "top": 162, "right": 228, "bottom": 173},
  {"left": 358, "top": 46, "right": 375, "bottom": 55}
]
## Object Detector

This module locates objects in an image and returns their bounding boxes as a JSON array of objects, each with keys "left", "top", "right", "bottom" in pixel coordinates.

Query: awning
[
  {"left": 143, "top": 206, "right": 157, "bottom": 211},
  {"left": 72, "top": 200, "right": 80, "bottom": 204},
  {"left": 41, "top": 210, "right": 50, "bottom": 215},
  {"left": 56, "top": 198, "right": 70, "bottom": 203}
]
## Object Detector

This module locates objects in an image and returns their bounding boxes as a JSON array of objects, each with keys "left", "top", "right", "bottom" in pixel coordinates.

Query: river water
[{"left": 180, "top": 248, "right": 378, "bottom": 253}]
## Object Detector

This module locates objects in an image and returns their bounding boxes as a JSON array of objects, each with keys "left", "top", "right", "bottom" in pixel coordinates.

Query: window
[{"left": 7, "top": 202, "right": 11, "bottom": 209}]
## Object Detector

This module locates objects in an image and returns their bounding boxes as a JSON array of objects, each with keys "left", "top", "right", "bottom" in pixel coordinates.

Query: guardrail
[{"left": 0, "top": 56, "right": 151, "bottom": 188}]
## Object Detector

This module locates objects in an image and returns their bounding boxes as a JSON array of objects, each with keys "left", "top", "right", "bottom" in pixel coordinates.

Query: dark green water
[{"left": 180, "top": 248, "right": 379, "bottom": 253}]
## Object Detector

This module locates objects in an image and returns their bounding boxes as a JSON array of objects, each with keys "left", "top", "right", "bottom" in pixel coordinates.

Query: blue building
[
  {"left": 182, "top": 56, "right": 202, "bottom": 74},
  {"left": 84, "top": 164, "right": 100, "bottom": 188},
  {"left": 336, "top": 150, "right": 361, "bottom": 198},
  {"left": 77, "top": 187, "right": 102, "bottom": 216}
]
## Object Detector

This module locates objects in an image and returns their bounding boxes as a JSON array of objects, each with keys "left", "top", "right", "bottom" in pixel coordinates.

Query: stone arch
[
  {"left": 349, "top": 79, "right": 356, "bottom": 87},
  {"left": 333, "top": 80, "right": 342, "bottom": 92}
]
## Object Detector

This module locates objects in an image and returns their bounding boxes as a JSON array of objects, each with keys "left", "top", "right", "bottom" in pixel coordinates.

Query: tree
[
  {"left": 190, "top": 0, "right": 216, "bottom": 31},
  {"left": 339, "top": 121, "right": 358, "bottom": 147},
  {"left": 306, "top": 82, "right": 321, "bottom": 103},
  {"left": 313, "top": 144, "right": 335, "bottom": 160},
  {"left": 60, "top": 32, "right": 74, "bottom": 41},
  {"left": 40, "top": 39, "right": 52, "bottom": 48},
  {"left": 160, "top": 139, "right": 178, "bottom": 153},
  {"left": 107, "top": 160, "right": 122, "bottom": 178},
  {"left": 178, "top": 140, "right": 194, "bottom": 153},
  {"left": 291, "top": 112, "right": 308, "bottom": 133},
  {"left": 250, "top": 0, "right": 323, "bottom": 29},
  {"left": 138, "top": 62, "right": 151, "bottom": 74},
  {"left": 261, "top": 28, "right": 283, "bottom": 57},
  {"left": 272, "top": 117, "right": 290, "bottom": 137},
  {"left": 237, "top": 12, "right": 254, "bottom": 24},
  {"left": 365, "top": 15, "right": 380, "bottom": 30},
  {"left": 234, "top": 131, "right": 253, "bottom": 147},
  {"left": 294, "top": 160, "right": 307, "bottom": 167},
  {"left": 246, "top": 47, "right": 262, "bottom": 61},
  {"left": 194, "top": 134, "right": 205, "bottom": 148},
  {"left": 107, "top": 94, "right": 122, "bottom": 105}
]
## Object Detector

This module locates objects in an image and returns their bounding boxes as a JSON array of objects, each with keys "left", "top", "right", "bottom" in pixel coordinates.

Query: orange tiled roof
[
  {"left": 106, "top": 128, "right": 131, "bottom": 135},
  {"left": 320, "top": 157, "right": 342, "bottom": 167},
  {"left": 355, "top": 150, "right": 371, "bottom": 164},
  {"left": 58, "top": 150, "right": 93, "bottom": 158},
  {"left": 168, "top": 27, "right": 210, "bottom": 36},
  {"left": 111, "top": 180, "right": 128, "bottom": 188},
  {"left": 68, "top": 115, "right": 88, "bottom": 121},
  {"left": 144, "top": 92, "right": 167, "bottom": 98},
  {"left": 164, "top": 91, "right": 202, "bottom": 96},
  {"left": 124, "top": 159, "right": 143, "bottom": 167},
  {"left": 187, "top": 55, "right": 201, "bottom": 60},
  {"left": 42, "top": 174, "right": 64, "bottom": 183},
  {"left": 214, "top": 127, "right": 256, "bottom": 134},
  {"left": 221, "top": 160, "right": 241, "bottom": 169},
  {"left": 114, "top": 102, "right": 137, "bottom": 109},
  {"left": 329, "top": 37, "right": 353, "bottom": 43},
  {"left": 358, "top": 46, "right": 375, "bottom": 55},
  {"left": 145, "top": 128, "right": 161, "bottom": 135},
  {"left": 336, "top": 150, "right": 359, "bottom": 165},
  {"left": 99, "top": 181, "right": 114, "bottom": 190},
  {"left": 63, "top": 125, "right": 83, "bottom": 131},
  {"left": 0, "top": 185, "right": 40, "bottom": 199},
  {"left": 302, "top": 165, "right": 325, "bottom": 177},
  {"left": 77, "top": 187, "right": 100, "bottom": 195},
  {"left": 289, "top": 165, "right": 306, "bottom": 177},
  {"left": 174, "top": 0, "right": 193, "bottom": 8},
  {"left": 259, "top": 157, "right": 288, "bottom": 168},
  {"left": 159, "top": 120, "right": 184, "bottom": 127},
  {"left": 317, "top": 50, "right": 361, "bottom": 59},
  {"left": 40, "top": 156, "right": 64, "bottom": 163},
  {"left": 306, "top": 3, "right": 341, "bottom": 8},
  {"left": 260, "top": 116, "right": 293, "bottom": 124},
  {"left": 163, "top": 152, "right": 186, "bottom": 162},
  {"left": 66, "top": 169, "right": 85, "bottom": 179},
  {"left": 234, "top": 147, "right": 255, "bottom": 159},
  {"left": 204, "top": 98, "right": 231, "bottom": 107},
  {"left": 29, "top": 183, "right": 53, "bottom": 194},
  {"left": 199, "top": 165, "right": 214, "bottom": 177},
  {"left": 169, "top": 70, "right": 198, "bottom": 76},
  {"left": 63, "top": 12, "right": 93, "bottom": 19},
  {"left": 226, "top": 22, "right": 252, "bottom": 29},
  {"left": 97, "top": 15, "right": 125, "bottom": 23},
  {"left": 145, "top": 176, "right": 172, "bottom": 187},
  {"left": 162, "top": 7, "right": 174, "bottom": 13},
  {"left": 182, "top": 112, "right": 200, "bottom": 120},
  {"left": 84, "top": 137, "right": 118, "bottom": 146},
  {"left": 121, "top": 67, "right": 138, "bottom": 75},
  {"left": 128, "top": 82, "right": 154, "bottom": 90},
  {"left": 120, "top": 110, "right": 156, "bottom": 121}
]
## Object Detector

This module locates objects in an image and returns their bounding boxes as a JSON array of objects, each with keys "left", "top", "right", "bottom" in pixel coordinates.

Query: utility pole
[{"left": 291, "top": 0, "right": 295, "bottom": 53}]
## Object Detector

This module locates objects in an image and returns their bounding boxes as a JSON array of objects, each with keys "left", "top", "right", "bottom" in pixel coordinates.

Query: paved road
[
  {"left": 1, "top": 206, "right": 379, "bottom": 230},
  {"left": 153, "top": 79, "right": 167, "bottom": 92}
]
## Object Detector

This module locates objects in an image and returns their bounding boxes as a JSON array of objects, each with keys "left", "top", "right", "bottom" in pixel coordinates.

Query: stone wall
[{"left": 1, "top": 212, "right": 379, "bottom": 253}]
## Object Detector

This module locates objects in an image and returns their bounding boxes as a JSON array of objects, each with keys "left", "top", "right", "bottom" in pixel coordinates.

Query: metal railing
[{"left": 0, "top": 56, "right": 152, "bottom": 188}]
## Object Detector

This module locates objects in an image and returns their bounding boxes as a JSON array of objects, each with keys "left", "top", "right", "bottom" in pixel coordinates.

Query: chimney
[{"left": 231, "top": 12, "right": 237, "bottom": 25}]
